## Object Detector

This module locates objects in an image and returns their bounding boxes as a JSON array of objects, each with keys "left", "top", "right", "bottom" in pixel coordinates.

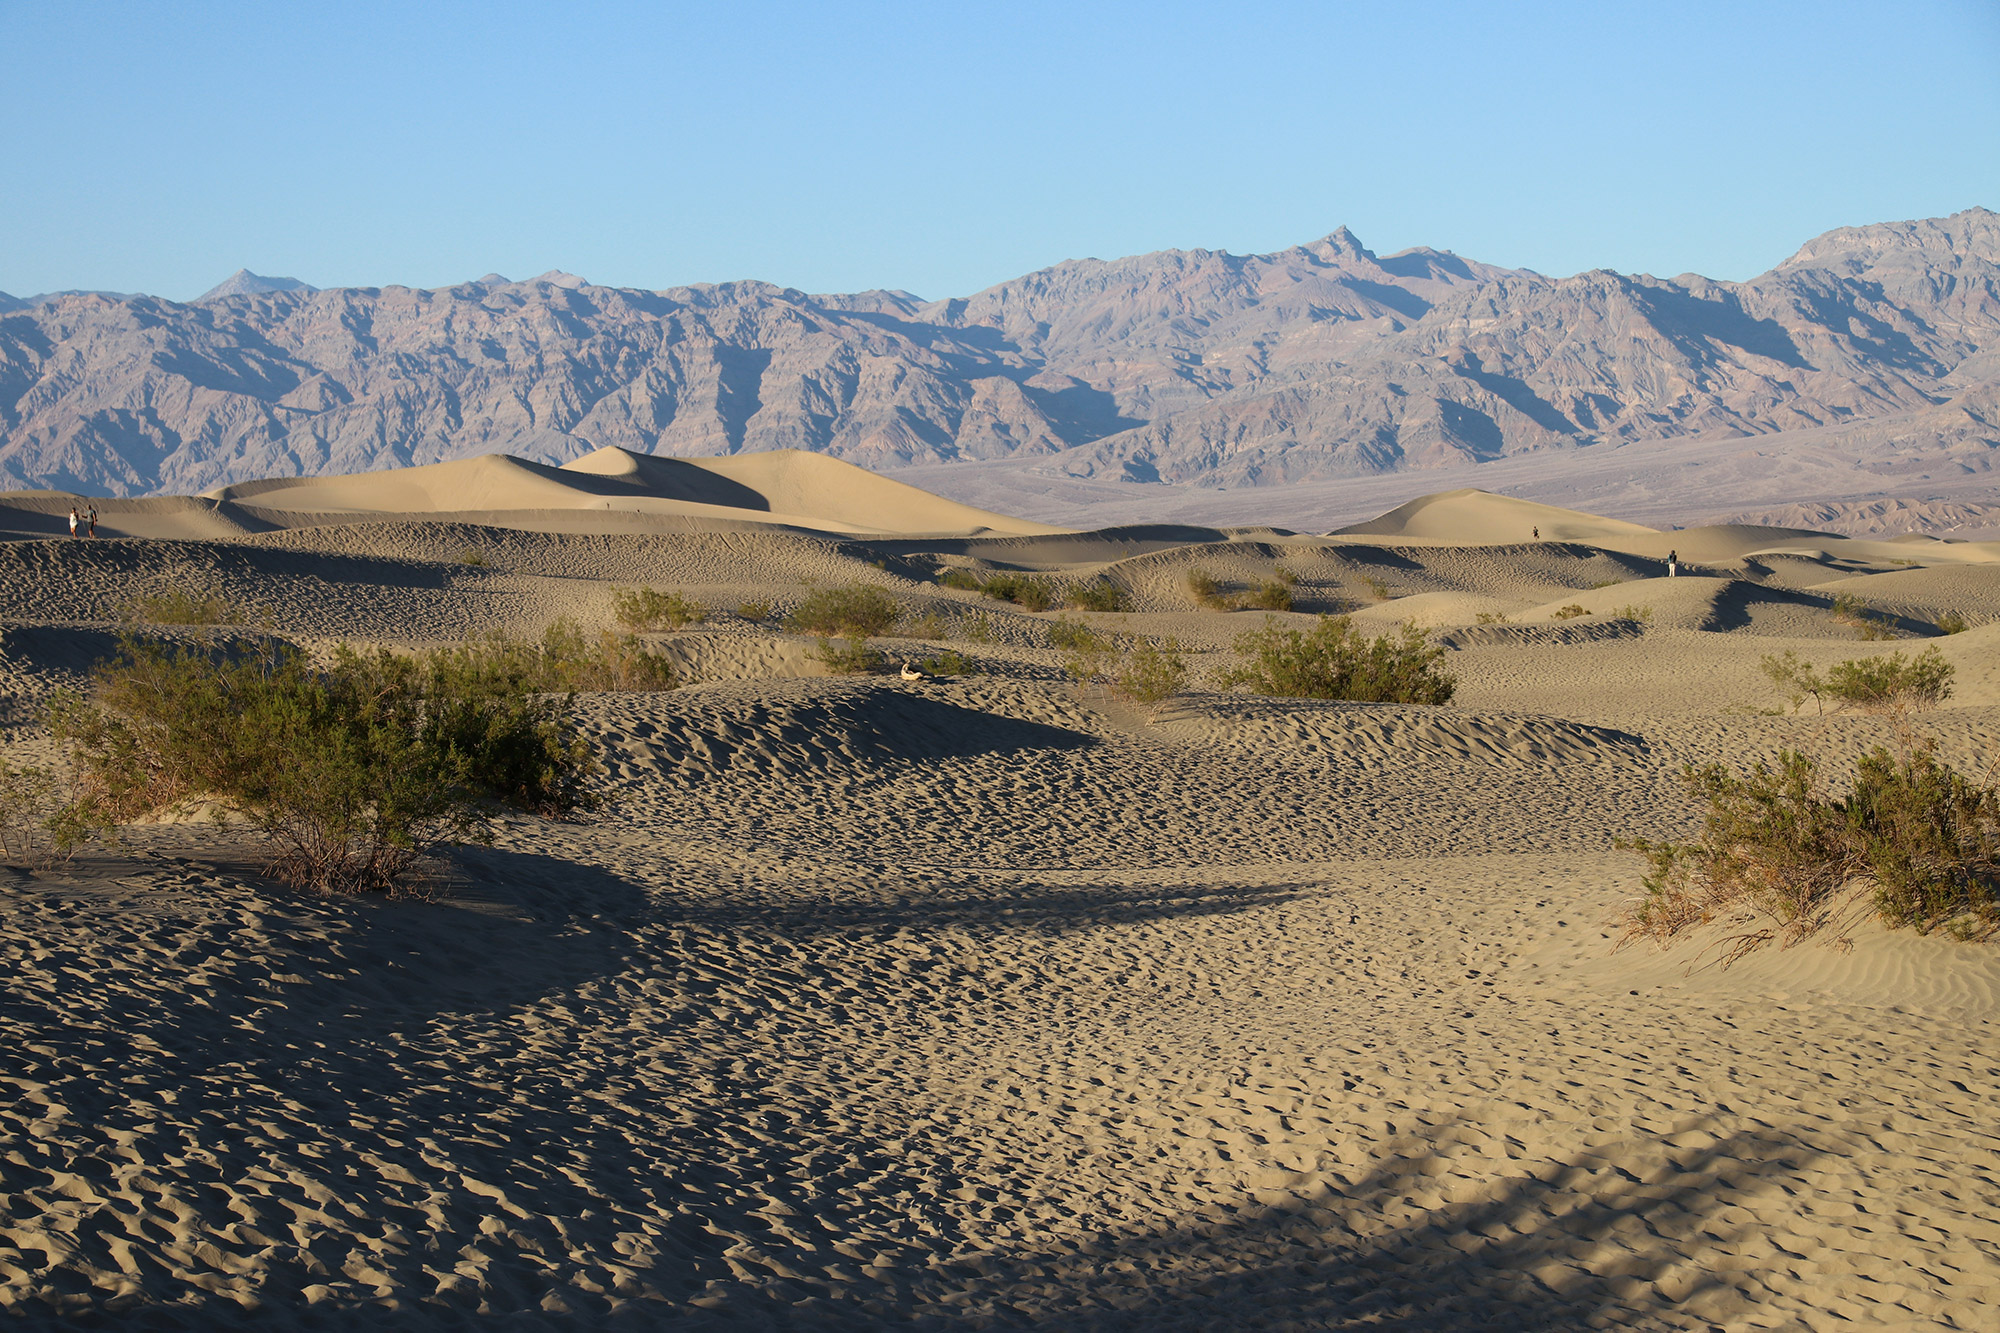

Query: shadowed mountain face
[{"left": 1, "top": 209, "right": 1996, "bottom": 496}]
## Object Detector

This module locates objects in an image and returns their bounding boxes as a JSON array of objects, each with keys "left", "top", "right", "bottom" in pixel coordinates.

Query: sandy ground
[{"left": 2, "top": 458, "right": 1998, "bottom": 1329}]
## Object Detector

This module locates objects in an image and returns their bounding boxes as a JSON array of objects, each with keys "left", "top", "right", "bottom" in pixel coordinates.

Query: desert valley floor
[{"left": 1, "top": 451, "right": 1998, "bottom": 1330}]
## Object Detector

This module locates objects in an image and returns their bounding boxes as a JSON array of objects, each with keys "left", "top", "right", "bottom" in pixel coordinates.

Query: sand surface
[{"left": 2, "top": 460, "right": 1998, "bottom": 1329}]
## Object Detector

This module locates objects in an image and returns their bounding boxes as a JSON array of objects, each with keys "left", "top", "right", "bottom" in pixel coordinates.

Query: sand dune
[{"left": 2, "top": 464, "right": 1999, "bottom": 1329}]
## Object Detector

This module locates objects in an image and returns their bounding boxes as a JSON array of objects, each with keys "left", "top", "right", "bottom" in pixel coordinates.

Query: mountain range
[{"left": 2, "top": 209, "right": 1996, "bottom": 524}]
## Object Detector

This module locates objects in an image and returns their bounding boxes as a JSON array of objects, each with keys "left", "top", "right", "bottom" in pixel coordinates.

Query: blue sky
[{"left": 3, "top": 0, "right": 1996, "bottom": 301}]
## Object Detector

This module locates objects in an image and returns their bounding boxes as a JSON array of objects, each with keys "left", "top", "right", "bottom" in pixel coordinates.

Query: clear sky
[{"left": 3, "top": 0, "right": 1997, "bottom": 302}]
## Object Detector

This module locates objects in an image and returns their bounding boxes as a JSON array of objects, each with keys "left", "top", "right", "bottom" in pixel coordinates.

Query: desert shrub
[
  {"left": 1552, "top": 604, "right": 1591, "bottom": 620},
  {"left": 0, "top": 761, "right": 64, "bottom": 862},
  {"left": 1051, "top": 617, "right": 1118, "bottom": 685},
  {"left": 45, "top": 635, "right": 598, "bottom": 892},
  {"left": 960, "top": 613, "right": 997, "bottom": 644},
  {"left": 1587, "top": 578, "right": 1625, "bottom": 590},
  {"left": 903, "top": 610, "right": 949, "bottom": 640},
  {"left": 785, "top": 585, "right": 898, "bottom": 638},
  {"left": 1475, "top": 611, "right": 1510, "bottom": 625},
  {"left": 1623, "top": 740, "right": 2000, "bottom": 958},
  {"left": 1856, "top": 614, "right": 1899, "bottom": 641},
  {"left": 612, "top": 587, "right": 705, "bottom": 631},
  {"left": 981, "top": 572, "right": 1054, "bottom": 612},
  {"left": 458, "top": 549, "right": 488, "bottom": 567},
  {"left": 1273, "top": 565, "right": 1299, "bottom": 587},
  {"left": 1361, "top": 575, "right": 1393, "bottom": 602},
  {"left": 736, "top": 600, "right": 772, "bottom": 624},
  {"left": 1239, "top": 580, "right": 1295, "bottom": 613},
  {"left": 1761, "top": 648, "right": 1952, "bottom": 715},
  {"left": 938, "top": 567, "right": 984, "bottom": 592},
  {"left": 1222, "top": 615, "right": 1456, "bottom": 705},
  {"left": 1609, "top": 604, "right": 1655, "bottom": 624},
  {"left": 1114, "top": 640, "right": 1190, "bottom": 707},
  {"left": 1934, "top": 611, "right": 1969, "bottom": 635},
  {"left": 1069, "top": 580, "right": 1131, "bottom": 612},
  {"left": 530, "top": 620, "right": 680, "bottom": 692},
  {"left": 1186, "top": 568, "right": 1231, "bottom": 610},
  {"left": 917, "top": 649, "right": 977, "bottom": 677},
  {"left": 1829, "top": 591, "right": 1897, "bottom": 638},
  {"left": 809, "top": 635, "right": 879, "bottom": 675},
  {"left": 126, "top": 590, "right": 233, "bottom": 625}
]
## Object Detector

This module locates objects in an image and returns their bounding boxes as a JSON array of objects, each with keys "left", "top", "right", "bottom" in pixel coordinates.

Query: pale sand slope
[
  {"left": 0, "top": 447, "right": 1067, "bottom": 541},
  {"left": 0, "top": 477, "right": 1998, "bottom": 1329}
]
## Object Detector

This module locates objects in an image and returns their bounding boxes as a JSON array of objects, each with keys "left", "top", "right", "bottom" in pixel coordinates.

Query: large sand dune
[{"left": 2, "top": 461, "right": 1998, "bottom": 1329}]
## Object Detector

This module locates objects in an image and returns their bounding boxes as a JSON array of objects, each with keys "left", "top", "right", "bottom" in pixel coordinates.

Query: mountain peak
[
  {"left": 1304, "top": 226, "right": 1376, "bottom": 264},
  {"left": 196, "top": 269, "right": 317, "bottom": 302},
  {"left": 531, "top": 270, "right": 589, "bottom": 290}
]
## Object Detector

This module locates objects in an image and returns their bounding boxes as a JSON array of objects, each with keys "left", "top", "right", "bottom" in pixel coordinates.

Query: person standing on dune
[
  {"left": 67, "top": 506, "right": 79, "bottom": 538},
  {"left": 87, "top": 503, "right": 98, "bottom": 537}
]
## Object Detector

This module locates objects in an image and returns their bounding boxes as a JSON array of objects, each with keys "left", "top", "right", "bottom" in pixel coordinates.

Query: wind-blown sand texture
[{"left": 2, "top": 457, "right": 1998, "bottom": 1330}]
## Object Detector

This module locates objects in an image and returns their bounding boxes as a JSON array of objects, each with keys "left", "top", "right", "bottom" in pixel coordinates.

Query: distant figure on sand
[
  {"left": 1667, "top": 549, "right": 1679, "bottom": 578},
  {"left": 67, "top": 507, "right": 79, "bottom": 538},
  {"left": 87, "top": 503, "right": 99, "bottom": 537},
  {"left": 1532, "top": 526, "right": 1539, "bottom": 540}
]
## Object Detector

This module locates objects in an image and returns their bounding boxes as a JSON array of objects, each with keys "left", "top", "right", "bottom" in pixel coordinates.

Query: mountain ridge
[{"left": 1, "top": 208, "right": 1995, "bottom": 508}]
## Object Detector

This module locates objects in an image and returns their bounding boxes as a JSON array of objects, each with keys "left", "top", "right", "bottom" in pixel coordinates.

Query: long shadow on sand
[{"left": 930, "top": 1118, "right": 1822, "bottom": 1331}]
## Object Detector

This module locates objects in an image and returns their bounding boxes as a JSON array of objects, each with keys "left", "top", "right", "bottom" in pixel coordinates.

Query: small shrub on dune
[
  {"left": 1609, "top": 604, "right": 1654, "bottom": 624},
  {"left": 1934, "top": 611, "right": 1969, "bottom": 635},
  {"left": 904, "top": 610, "right": 949, "bottom": 641},
  {"left": 1069, "top": 580, "right": 1131, "bottom": 612},
  {"left": 45, "top": 635, "right": 599, "bottom": 892},
  {"left": 1114, "top": 640, "right": 1190, "bottom": 708},
  {"left": 784, "top": 585, "right": 898, "bottom": 639},
  {"left": 980, "top": 572, "right": 1055, "bottom": 612},
  {"left": 1552, "top": 604, "right": 1591, "bottom": 620},
  {"left": 809, "top": 635, "right": 880, "bottom": 675},
  {"left": 1186, "top": 568, "right": 1230, "bottom": 610},
  {"left": 917, "top": 649, "right": 977, "bottom": 677},
  {"left": 0, "top": 760, "right": 64, "bottom": 862},
  {"left": 1239, "top": 580, "right": 1295, "bottom": 613},
  {"left": 458, "top": 549, "right": 489, "bottom": 567},
  {"left": 612, "top": 587, "right": 705, "bottom": 631},
  {"left": 1361, "top": 575, "right": 1393, "bottom": 602},
  {"left": 1051, "top": 617, "right": 1117, "bottom": 685},
  {"left": 126, "top": 590, "right": 234, "bottom": 626},
  {"left": 1222, "top": 615, "right": 1456, "bottom": 705},
  {"left": 1760, "top": 648, "right": 1952, "bottom": 715},
  {"left": 735, "top": 600, "right": 772, "bottom": 624},
  {"left": 1475, "top": 611, "right": 1510, "bottom": 625},
  {"left": 938, "top": 567, "right": 984, "bottom": 592},
  {"left": 1622, "top": 739, "right": 2000, "bottom": 959},
  {"left": 1272, "top": 565, "right": 1299, "bottom": 587}
]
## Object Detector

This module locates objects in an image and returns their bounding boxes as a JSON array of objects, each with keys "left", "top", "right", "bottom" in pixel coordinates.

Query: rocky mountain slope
[{"left": 1, "top": 210, "right": 1994, "bottom": 498}]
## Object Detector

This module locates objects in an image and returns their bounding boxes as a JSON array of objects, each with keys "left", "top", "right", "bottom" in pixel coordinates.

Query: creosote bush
[
  {"left": 904, "top": 610, "right": 949, "bottom": 641},
  {"left": 1552, "top": 604, "right": 1591, "bottom": 620},
  {"left": 735, "top": 600, "right": 772, "bottom": 624},
  {"left": 916, "top": 649, "right": 977, "bottom": 677},
  {"left": 612, "top": 587, "right": 705, "bottom": 631},
  {"left": 1069, "top": 580, "right": 1131, "bottom": 613},
  {"left": 1761, "top": 648, "right": 1953, "bottom": 716},
  {"left": 809, "top": 635, "right": 879, "bottom": 675},
  {"left": 938, "top": 567, "right": 984, "bottom": 592},
  {"left": 1934, "top": 611, "right": 1969, "bottom": 635},
  {"left": 45, "top": 634, "right": 600, "bottom": 892},
  {"left": 1623, "top": 738, "right": 2000, "bottom": 959},
  {"left": 1238, "top": 580, "right": 1295, "bottom": 613},
  {"left": 1361, "top": 575, "right": 1393, "bottom": 602},
  {"left": 1113, "top": 640, "right": 1190, "bottom": 708},
  {"left": 126, "top": 590, "right": 234, "bottom": 626},
  {"left": 1186, "top": 568, "right": 1230, "bottom": 610},
  {"left": 785, "top": 585, "right": 898, "bottom": 639},
  {"left": 0, "top": 760, "right": 64, "bottom": 862},
  {"left": 979, "top": 572, "right": 1054, "bottom": 612},
  {"left": 1221, "top": 615, "right": 1456, "bottom": 705}
]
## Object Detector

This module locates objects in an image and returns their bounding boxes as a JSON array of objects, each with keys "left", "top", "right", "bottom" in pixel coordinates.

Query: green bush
[
  {"left": 1186, "top": 568, "right": 1229, "bottom": 610},
  {"left": 1623, "top": 740, "right": 2000, "bottom": 957},
  {"left": 1761, "top": 648, "right": 1953, "bottom": 715},
  {"left": 904, "top": 610, "right": 949, "bottom": 641},
  {"left": 0, "top": 760, "right": 63, "bottom": 862},
  {"left": 1361, "top": 575, "right": 1393, "bottom": 602},
  {"left": 1609, "top": 604, "right": 1655, "bottom": 624},
  {"left": 938, "top": 567, "right": 984, "bottom": 592},
  {"left": 1935, "top": 611, "right": 1970, "bottom": 635},
  {"left": 1051, "top": 617, "right": 1118, "bottom": 685},
  {"left": 531, "top": 620, "right": 680, "bottom": 691},
  {"left": 126, "top": 590, "right": 234, "bottom": 625},
  {"left": 917, "top": 649, "right": 977, "bottom": 677},
  {"left": 736, "top": 600, "right": 772, "bottom": 624},
  {"left": 1272, "top": 565, "right": 1299, "bottom": 587},
  {"left": 1114, "top": 640, "right": 1190, "bottom": 707},
  {"left": 45, "top": 635, "right": 599, "bottom": 892},
  {"left": 980, "top": 572, "right": 1054, "bottom": 612},
  {"left": 1552, "top": 603, "right": 1591, "bottom": 620},
  {"left": 960, "top": 613, "right": 997, "bottom": 644},
  {"left": 612, "top": 587, "right": 705, "bottom": 631},
  {"left": 1239, "top": 580, "right": 1295, "bottom": 613},
  {"left": 1069, "top": 580, "right": 1131, "bottom": 612},
  {"left": 809, "top": 635, "right": 879, "bottom": 675},
  {"left": 1222, "top": 616, "right": 1456, "bottom": 705},
  {"left": 785, "top": 585, "right": 898, "bottom": 638},
  {"left": 458, "top": 549, "right": 488, "bottom": 567}
]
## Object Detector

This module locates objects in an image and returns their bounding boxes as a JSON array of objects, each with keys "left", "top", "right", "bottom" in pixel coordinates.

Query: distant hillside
[{"left": 0, "top": 209, "right": 1995, "bottom": 500}]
